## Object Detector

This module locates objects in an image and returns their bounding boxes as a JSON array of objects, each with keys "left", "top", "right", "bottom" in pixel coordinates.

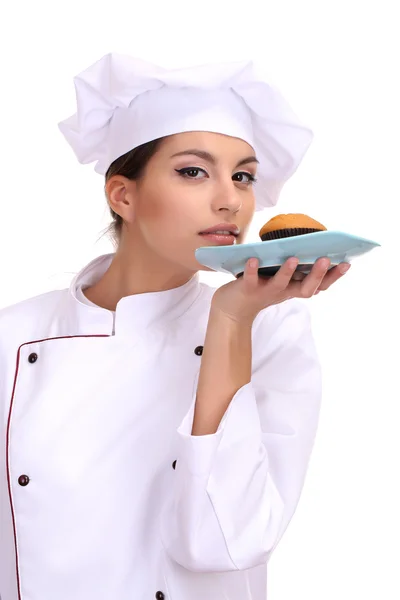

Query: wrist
[{"left": 208, "top": 304, "right": 257, "bottom": 329}]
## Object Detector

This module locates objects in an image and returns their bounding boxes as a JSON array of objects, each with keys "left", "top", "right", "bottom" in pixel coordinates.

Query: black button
[
  {"left": 194, "top": 345, "right": 203, "bottom": 356},
  {"left": 155, "top": 592, "right": 165, "bottom": 600},
  {"left": 28, "top": 353, "right": 38, "bottom": 364},
  {"left": 172, "top": 460, "right": 177, "bottom": 470},
  {"left": 18, "top": 475, "right": 30, "bottom": 486}
]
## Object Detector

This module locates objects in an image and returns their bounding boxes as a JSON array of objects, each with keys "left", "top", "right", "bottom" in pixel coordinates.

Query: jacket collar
[{"left": 66, "top": 253, "right": 203, "bottom": 337}]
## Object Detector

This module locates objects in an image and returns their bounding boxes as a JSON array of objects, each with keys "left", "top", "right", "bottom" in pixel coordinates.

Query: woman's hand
[{"left": 211, "top": 257, "right": 351, "bottom": 325}]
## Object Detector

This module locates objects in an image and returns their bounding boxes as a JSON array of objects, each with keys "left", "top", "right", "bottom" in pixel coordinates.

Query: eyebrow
[{"left": 170, "top": 149, "right": 259, "bottom": 168}]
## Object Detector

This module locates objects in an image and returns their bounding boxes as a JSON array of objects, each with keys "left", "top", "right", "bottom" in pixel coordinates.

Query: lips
[
  {"left": 199, "top": 224, "right": 240, "bottom": 236},
  {"left": 198, "top": 232, "right": 238, "bottom": 246}
]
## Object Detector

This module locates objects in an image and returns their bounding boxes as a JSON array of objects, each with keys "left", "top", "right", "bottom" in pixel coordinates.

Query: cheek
[
  {"left": 239, "top": 195, "right": 256, "bottom": 231},
  {"left": 136, "top": 181, "right": 195, "bottom": 237},
  {"left": 246, "top": 190, "right": 256, "bottom": 212}
]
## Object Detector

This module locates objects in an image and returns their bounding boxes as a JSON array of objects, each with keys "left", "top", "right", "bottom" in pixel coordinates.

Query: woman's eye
[
  {"left": 175, "top": 168, "right": 257, "bottom": 184},
  {"left": 175, "top": 167, "right": 207, "bottom": 179},
  {"left": 233, "top": 172, "right": 257, "bottom": 184}
]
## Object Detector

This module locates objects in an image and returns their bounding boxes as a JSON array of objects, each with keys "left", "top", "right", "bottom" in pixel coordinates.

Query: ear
[{"left": 105, "top": 175, "right": 136, "bottom": 225}]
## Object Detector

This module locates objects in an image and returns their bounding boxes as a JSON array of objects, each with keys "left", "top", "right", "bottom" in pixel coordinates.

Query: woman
[{"left": 0, "top": 54, "right": 350, "bottom": 600}]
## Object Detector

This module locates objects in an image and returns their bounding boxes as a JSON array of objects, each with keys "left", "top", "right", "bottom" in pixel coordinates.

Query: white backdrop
[{"left": 0, "top": 1, "right": 398, "bottom": 598}]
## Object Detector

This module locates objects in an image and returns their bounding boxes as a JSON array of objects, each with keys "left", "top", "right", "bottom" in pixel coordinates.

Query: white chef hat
[{"left": 58, "top": 53, "right": 313, "bottom": 210}]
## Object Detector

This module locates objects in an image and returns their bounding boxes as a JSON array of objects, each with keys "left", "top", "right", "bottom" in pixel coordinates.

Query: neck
[{"left": 84, "top": 236, "right": 197, "bottom": 311}]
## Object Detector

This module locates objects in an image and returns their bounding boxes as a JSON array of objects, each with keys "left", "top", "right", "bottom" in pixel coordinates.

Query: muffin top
[{"left": 259, "top": 213, "right": 327, "bottom": 238}]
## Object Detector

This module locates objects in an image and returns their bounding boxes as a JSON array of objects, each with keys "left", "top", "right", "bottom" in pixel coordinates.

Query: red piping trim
[{"left": 5, "top": 334, "right": 110, "bottom": 599}]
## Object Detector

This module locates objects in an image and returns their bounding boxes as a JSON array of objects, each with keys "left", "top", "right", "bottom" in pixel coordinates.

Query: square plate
[{"left": 195, "top": 230, "right": 380, "bottom": 277}]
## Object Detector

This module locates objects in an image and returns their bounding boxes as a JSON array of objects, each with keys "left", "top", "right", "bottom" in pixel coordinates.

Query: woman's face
[{"left": 113, "top": 131, "right": 258, "bottom": 274}]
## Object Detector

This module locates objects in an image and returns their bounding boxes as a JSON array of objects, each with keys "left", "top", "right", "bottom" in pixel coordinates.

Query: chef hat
[{"left": 58, "top": 53, "right": 313, "bottom": 210}]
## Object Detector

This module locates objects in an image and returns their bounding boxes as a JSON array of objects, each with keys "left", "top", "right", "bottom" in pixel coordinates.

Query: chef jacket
[{"left": 0, "top": 252, "right": 322, "bottom": 600}]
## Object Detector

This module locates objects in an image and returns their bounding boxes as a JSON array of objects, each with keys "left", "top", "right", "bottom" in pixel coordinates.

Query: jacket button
[
  {"left": 172, "top": 460, "right": 177, "bottom": 470},
  {"left": 155, "top": 592, "right": 165, "bottom": 600},
  {"left": 194, "top": 345, "right": 203, "bottom": 356},
  {"left": 28, "top": 353, "right": 38, "bottom": 364},
  {"left": 18, "top": 475, "right": 30, "bottom": 486}
]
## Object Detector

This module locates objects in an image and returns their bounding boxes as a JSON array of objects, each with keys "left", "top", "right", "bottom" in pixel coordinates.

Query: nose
[{"left": 211, "top": 181, "right": 242, "bottom": 214}]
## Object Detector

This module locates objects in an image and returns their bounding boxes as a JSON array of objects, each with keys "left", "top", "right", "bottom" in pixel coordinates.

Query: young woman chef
[{"left": 0, "top": 53, "right": 350, "bottom": 600}]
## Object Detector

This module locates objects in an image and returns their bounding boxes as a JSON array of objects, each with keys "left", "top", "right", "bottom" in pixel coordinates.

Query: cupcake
[{"left": 259, "top": 213, "right": 327, "bottom": 241}]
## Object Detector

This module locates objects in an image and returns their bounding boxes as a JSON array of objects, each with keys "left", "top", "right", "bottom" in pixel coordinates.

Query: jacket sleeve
[{"left": 159, "top": 299, "right": 322, "bottom": 572}]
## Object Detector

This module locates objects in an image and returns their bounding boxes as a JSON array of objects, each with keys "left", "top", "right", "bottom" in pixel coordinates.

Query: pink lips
[
  {"left": 198, "top": 233, "right": 237, "bottom": 245},
  {"left": 200, "top": 223, "right": 240, "bottom": 236}
]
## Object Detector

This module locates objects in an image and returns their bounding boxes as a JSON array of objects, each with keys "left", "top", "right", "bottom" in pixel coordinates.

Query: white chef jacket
[{"left": 0, "top": 253, "right": 322, "bottom": 600}]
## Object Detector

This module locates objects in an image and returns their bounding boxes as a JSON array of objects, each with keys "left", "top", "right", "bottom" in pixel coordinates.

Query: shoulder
[
  {"left": 0, "top": 288, "right": 67, "bottom": 322},
  {"left": 254, "top": 298, "right": 313, "bottom": 340},
  {"left": 0, "top": 289, "right": 68, "bottom": 349},
  {"left": 251, "top": 299, "right": 318, "bottom": 369}
]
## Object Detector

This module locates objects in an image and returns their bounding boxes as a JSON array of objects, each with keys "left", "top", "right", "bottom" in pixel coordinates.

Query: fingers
[
  {"left": 291, "top": 271, "right": 307, "bottom": 281},
  {"left": 244, "top": 256, "right": 304, "bottom": 291},
  {"left": 298, "top": 258, "right": 332, "bottom": 297},
  {"left": 269, "top": 257, "right": 300, "bottom": 290},
  {"left": 243, "top": 256, "right": 300, "bottom": 295},
  {"left": 317, "top": 262, "right": 351, "bottom": 291},
  {"left": 242, "top": 257, "right": 351, "bottom": 301},
  {"left": 242, "top": 258, "right": 261, "bottom": 288},
  {"left": 277, "top": 258, "right": 331, "bottom": 298},
  {"left": 291, "top": 259, "right": 351, "bottom": 297}
]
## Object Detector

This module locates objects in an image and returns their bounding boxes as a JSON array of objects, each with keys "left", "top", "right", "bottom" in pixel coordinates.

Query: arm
[
  {"left": 191, "top": 308, "right": 252, "bottom": 436},
  {"left": 160, "top": 299, "right": 322, "bottom": 572}
]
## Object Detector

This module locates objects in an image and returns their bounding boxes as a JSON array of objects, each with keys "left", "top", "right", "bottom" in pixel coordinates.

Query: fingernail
[
  {"left": 249, "top": 258, "right": 258, "bottom": 268},
  {"left": 339, "top": 263, "right": 351, "bottom": 274}
]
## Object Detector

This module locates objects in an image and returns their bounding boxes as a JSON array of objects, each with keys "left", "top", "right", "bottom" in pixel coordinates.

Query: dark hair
[{"left": 101, "top": 138, "right": 164, "bottom": 248}]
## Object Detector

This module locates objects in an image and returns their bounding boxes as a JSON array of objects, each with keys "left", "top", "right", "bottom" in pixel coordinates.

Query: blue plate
[{"left": 195, "top": 230, "right": 380, "bottom": 277}]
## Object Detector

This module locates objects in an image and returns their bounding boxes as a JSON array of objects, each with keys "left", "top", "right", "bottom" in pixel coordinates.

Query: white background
[{"left": 0, "top": 1, "right": 398, "bottom": 598}]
